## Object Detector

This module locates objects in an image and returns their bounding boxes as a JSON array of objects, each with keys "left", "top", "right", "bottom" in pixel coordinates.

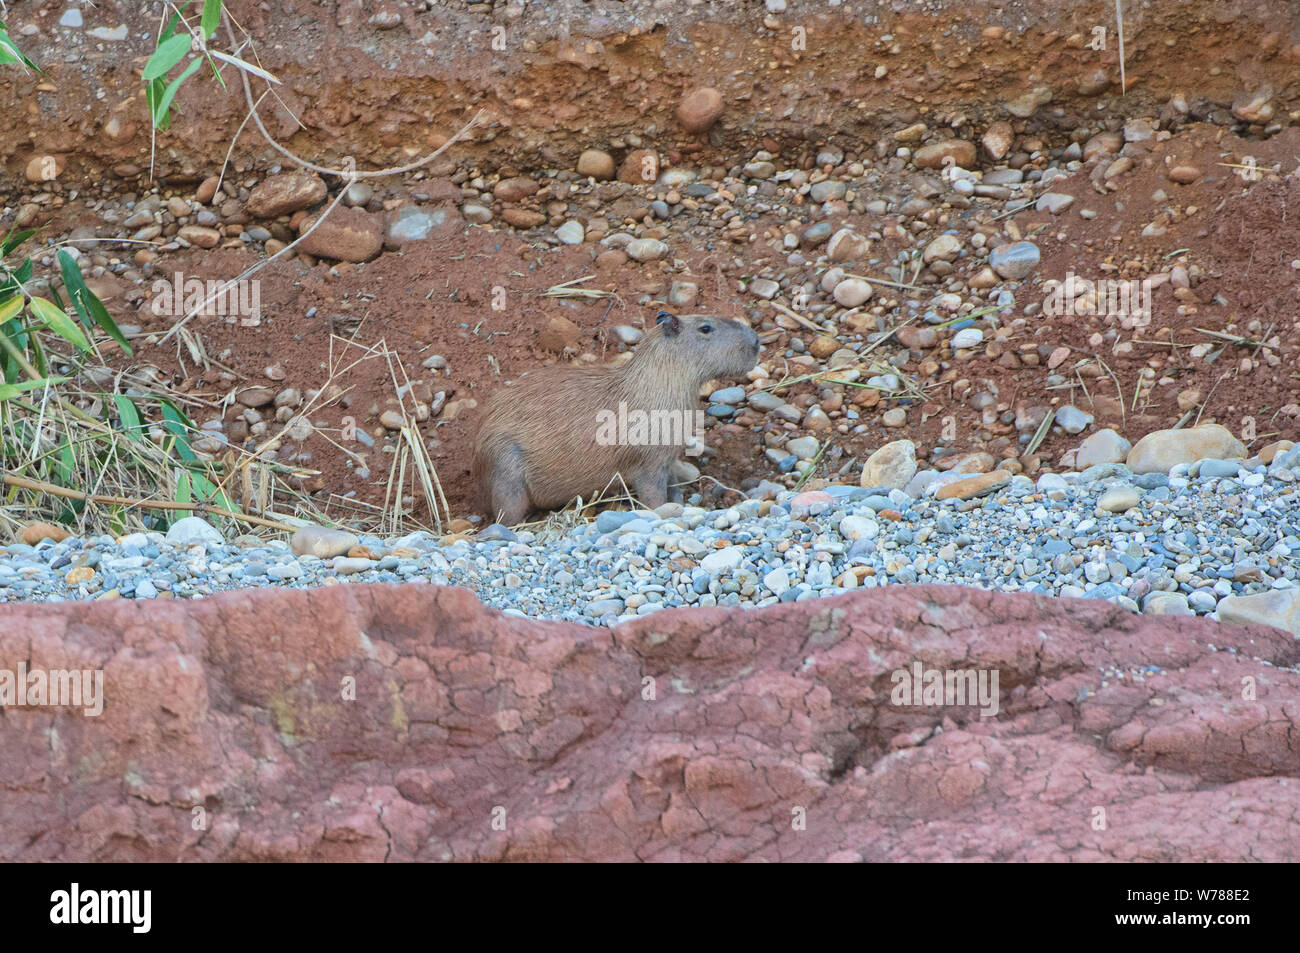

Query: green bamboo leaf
[
  {"left": 1, "top": 227, "right": 36, "bottom": 257},
  {"left": 145, "top": 77, "right": 170, "bottom": 131},
  {"left": 201, "top": 0, "right": 222, "bottom": 40},
  {"left": 113, "top": 395, "right": 144, "bottom": 438},
  {"left": 55, "top": 435, "right": 75, "bottom": 485},
  {"left": 177, "top": 470, "right": 193, "bottom": 506},
  {"left": 0, "top": 20, "right": 39, "bottom": 72},
  {"left": 143, "top": 33, "right": 192, "bottom": 80},
  {"left": 151, "top": 56, "right": 203, "bottom": 128},
  {"left": 0, "top": 295, "right": 21, "bottom": 324},
  {"left": 0, "top": 376, "right": 66, "bottom": 401},
  {"left": 28, "top": 296, "right": 91, "bottom": 352},
  {"left": 56, "top": 250, "right": 92, "bottom": 324},
  {"left": 191, "top": 471, "right": 234, "bottom": 512},
  {"left": 3, "top": 257, "right": 34, "bottom": 299},
  {"left": 57, "top": 250, "right": 132, "bottom": 355},
  {"left": 159, "top": 399, "right": 197, "bottom": 462}
]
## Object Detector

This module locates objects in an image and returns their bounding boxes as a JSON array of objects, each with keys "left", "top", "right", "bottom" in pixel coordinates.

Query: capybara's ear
[{"left": 656, "top": 310, "right": 681, "bottom": 336}]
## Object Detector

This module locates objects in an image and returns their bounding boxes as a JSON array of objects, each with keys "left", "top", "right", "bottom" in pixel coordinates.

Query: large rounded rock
[
  {"left": 297, "top": 207, "right": 384, "bottom": 262},
  {"left": 989, "top": 241, "right": 1041, "bottom": 280},
  {"left": 913, "top": 139, "right": 976, "bottom": 169},
  {"left": 826, "top": 229, "right": 871, "bottom": 263},
  {"left": 246, "top": 172, "right": 327, "bottom": 218},
  {"left": 576, "top": 149, "right": 616, "bottom": 180},
  {"left": 290, "top": 526, "right": 358, "bottom": 558},
  {"left": 1125, "top": 424, "right": 1247, "bottom": 474},
  {"left": 676, "top": 87, "right": 725, "bottom": 133},
  {"left": 860, "top": 440, "right": 917, "bottom": 490},
  {"left": 1075, "top": 429, "right": 1132, "bottom": 468}
]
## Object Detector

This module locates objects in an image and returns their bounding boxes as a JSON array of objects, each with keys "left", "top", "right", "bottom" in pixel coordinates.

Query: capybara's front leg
[{"left": 627, "top": 462, "right": 670, "bottom": 510}]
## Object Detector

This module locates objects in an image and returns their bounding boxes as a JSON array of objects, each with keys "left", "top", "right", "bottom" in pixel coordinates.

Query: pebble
[
  {"left": 988, "top": 241, "right": 1040, "bottom": 280},
  {"left": 1126, "top": 425, "right": 1247, "bottom": 475},
  {"left": 4, "top": 465, "right": 1285, "bottom": 631}
]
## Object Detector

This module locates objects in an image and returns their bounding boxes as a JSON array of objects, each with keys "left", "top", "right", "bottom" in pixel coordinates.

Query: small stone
[
  {"left": 246, "top": 172, "right": 327, "bottom": 218},
  {"left": 555, "top": 220, "right": 585, "bottom": 245},
  {"left": 1232, "top": 86, "right": 1274, "bottom": 124},
  {"left": 290, "top": 526, "right": 358, "bottom": 558},
  {"left": 22, "top": 522, "right": 70, "bottom": 545},
  {"left": 951, "top": 328, "right": 983, "bottom": 350},
  {"left": 809, "top": 180, "right": 847, "bottom": 203},
  {"left": 914, "top": 140, "right": 977, "bottom": 169},
  {"left": 676, "top": 87, "right": 725, "bottom": 133},
  {"left": 1098, "top": 486, "right": 1142, "bottom": 512},
  {"left": 1076, "top": 429, "right": 1132, "bottom": 467},
  {"left": 832, "top": 277, "right": 873, "bottom": 307},
  {"left": 502, "top": 208, "right": 546, "bottom": 229},
  {"left": 165, "top": 517, "right": 223, "bottom": 546},
  {"left": 1167, "top": 165, "right": 1202, "bottom": 184},
  {"left": 178, "top": 225, "right": 221, "bottom": 248},
  {"left": 749, "top": 278, "right": 780, "bottom": 299},
  {"left": 65, "top": 567, "right": 96, "bottom": 585},
  {"left": 838, "top": 516, "right": 880, "bottom": 541},
  {"left": 626, "top": 238, "right": 669, "bottom": 262},
  {"left": 923, "top": 234, "right": 962, "bottom": 263},
  {"left": 297, "top": 207, "right": 384, "bottom": 262},
  {"left": 882, "top": 408, "right": 907, "bottom": 428},
  {"left": 576, "top": 149, "right": 616, "bottom": 180},
  {"left": 982, "top": 122, "right": 1014, "bottom": 160},
  {"left": 333, "top": 557, "right": 374, "bottom": 575},
  {"left": 538, "top": 315, "right": 581, "bottom": 352},
  {"left": 386, "top": 205, "right": 456, "bottom": 244},
  {"left": 493, "top": 177, "right": 539, "bottom": 202},
  {"left": 194, "top": 176, "right": 220, "bottom": 204},
  {"left": 1142, "top": 592, "right": 1193, "bottom": 616},
  {"left": 1218, "top": 590, "right": 1300, "bottom": 636},
  {"left": 785, "top": 436, "right": 820, "bottom": 460},
  {"left": 989, "top": 242, "right": 1040, "bottom": 280},
  {"left": 861, "top": 440, "right": 917, "bottom": 490},
  {"left": 826, "top": 229, "right": 871, "bottom": 263},
  {"left": 1055, "top": 405, "right": 1094, "bottom": 435},
  {"left": 935, "top": 470, "right": 1011, "bottom": 501},
  {"left": 668, "top": 281, "right": 698, "bottom": 307},
  {"left": 1005, "top": 86, "right": 1053, "bottom": 118},
  {"left": 700, "top": 546, "right": 744, "bottom": 574},
  {"left": 763, "top": 566, "right": 791, "bottom": 596},
  {"left": 1126, "top": 424, "right": 1247, "bottom": 474},
  {"left": 1036, "top": 192, "right": 1074, "bottom": 214}
]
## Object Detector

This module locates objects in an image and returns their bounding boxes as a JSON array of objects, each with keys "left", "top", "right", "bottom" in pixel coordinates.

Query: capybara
[{"left": 473, "top": 311, "right": 761, "bottom": 524}]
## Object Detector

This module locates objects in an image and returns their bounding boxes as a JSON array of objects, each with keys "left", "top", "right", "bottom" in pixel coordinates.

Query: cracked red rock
[{"left": 0, "top": 584, "right": 1296, "bottom": 861}]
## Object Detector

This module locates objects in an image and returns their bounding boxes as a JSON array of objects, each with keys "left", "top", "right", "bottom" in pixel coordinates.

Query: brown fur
[{"left": 472, "top": 313, "right": 761, "bottom": 524}]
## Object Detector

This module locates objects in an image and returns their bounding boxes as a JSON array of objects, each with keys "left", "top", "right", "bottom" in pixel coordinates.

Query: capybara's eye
[{"left": 699, "top": 323, "right": 713, "bottom": 334}]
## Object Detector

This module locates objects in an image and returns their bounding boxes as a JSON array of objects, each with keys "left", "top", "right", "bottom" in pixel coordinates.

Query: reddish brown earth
[
  {"left": 1, "top": 584, "right": 1296, "bottom": 862},
  {"left": 4, "top": 0, "right": 1300, "bottom": 530}
]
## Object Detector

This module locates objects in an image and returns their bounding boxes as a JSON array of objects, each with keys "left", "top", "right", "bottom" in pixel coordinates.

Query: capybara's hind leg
[{"left": 487, "top": 443, "right": 531, "bottom": 525}]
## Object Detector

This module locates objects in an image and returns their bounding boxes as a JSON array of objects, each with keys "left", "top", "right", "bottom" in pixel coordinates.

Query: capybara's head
[{"left": 640, "top": 311, "right": 761, "bottom": 381}]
